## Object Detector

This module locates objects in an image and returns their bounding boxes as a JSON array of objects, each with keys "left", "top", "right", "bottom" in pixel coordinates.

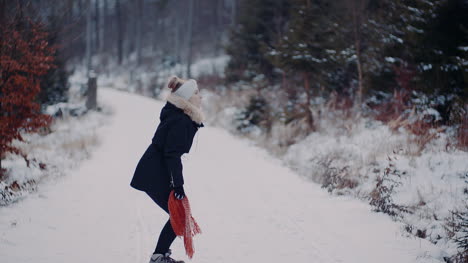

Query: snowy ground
[
  {"left": 0, "top": 103, "right": 109, "bottom": 206},
  {"left": 0, "top": 88, "right": 444, "bottom": 263}
]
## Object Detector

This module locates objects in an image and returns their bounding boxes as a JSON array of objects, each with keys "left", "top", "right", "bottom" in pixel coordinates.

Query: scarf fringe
[{"left": 168, "top": 190, "right": 202, "bottom": 259}]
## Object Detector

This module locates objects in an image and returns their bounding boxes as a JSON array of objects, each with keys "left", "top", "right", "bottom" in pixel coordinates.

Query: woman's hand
[{"left": 173, "top": 186, "right": 185, "bottom": 200}]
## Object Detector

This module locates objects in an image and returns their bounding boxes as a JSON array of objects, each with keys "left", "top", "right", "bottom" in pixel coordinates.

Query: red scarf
[{"left": 168, "top": 190, "right": 202, "bottom": 259}]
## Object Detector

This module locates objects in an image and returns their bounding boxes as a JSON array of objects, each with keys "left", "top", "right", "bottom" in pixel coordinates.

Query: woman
[{"left": 130, "top": 76, "right": 204, "bottom": 263}]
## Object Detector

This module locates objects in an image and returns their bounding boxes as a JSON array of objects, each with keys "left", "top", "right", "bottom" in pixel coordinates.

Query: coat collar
[{"left": 166, "top": 93, "right": 205, "bottom": 126}]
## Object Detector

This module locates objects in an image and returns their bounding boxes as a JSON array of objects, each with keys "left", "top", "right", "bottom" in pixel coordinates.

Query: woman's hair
[{"left": 167, "top": 76, "right": 186, "bottom": 93}]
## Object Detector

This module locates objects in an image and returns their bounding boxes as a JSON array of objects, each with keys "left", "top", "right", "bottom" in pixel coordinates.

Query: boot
[{"left": 149, "top": 249, "right": 184, "bottom": 263}]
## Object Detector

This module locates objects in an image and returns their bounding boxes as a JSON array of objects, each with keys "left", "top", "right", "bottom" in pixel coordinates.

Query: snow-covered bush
[
  {"left": 0, "top": 66, "right": 112, "bottom": 206},
  {"left": 0, "top": 108, "right": 110, "bottom": 206},
  {"left": 447, "top": 207, "right": 468, "bottom": 262},
  {"left": 201, "top": 84, "right": 468, "bottom": 259},
  {"left": 235, "top": 95, "right": 272, "bottom": 134}
]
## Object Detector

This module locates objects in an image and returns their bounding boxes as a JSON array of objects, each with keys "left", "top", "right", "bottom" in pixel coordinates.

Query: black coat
[{"left": 130, "top": 101, "right": 203, "bottom": 193}]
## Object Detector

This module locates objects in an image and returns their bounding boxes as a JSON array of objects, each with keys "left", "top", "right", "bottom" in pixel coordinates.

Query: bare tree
[
  {"left": 115, "top": 0, "right": 123, "bottom": 65},
  {"left": 94, "top": 0, "right": 99, "bottom": 53},
  {"left": 136, "top": 0, "right": 143, "bottom": 66},
  {"left": 0, "top": 0, "right": 5, "bottom": 173},
  {"left": 78, "top": 0, "right": 83, "bottom": 16},
  {"left": 334, "top": 0, "right": 369, "bottom": 107},
  {"left": 215, "top": 0, "right": 223, "bottom": 56},
  {"left": 0, "top": 0, "right": 6, "bottom": 26},
  {"left": 101, "top": 0, "right": 108, "bottom": 53},
  {"left": 175, "top": 15, "right": 181, "bottom": 64},
  {"left": 350, "top": 0, "right": 367, "bottom": 106},
  {"left": 229, "top": 0, "right": 237, "bottom": 25},
  {"left": 186, "top": 0, "right": 194, "bottom": 78},
  {"left": 86, "top": 0, "right": 92, "bottom": 74}
]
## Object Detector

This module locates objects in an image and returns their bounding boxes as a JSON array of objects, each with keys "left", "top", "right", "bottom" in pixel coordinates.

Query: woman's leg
[
  {"left": 146, "top": 191, "right": 177, "bottom": 255},
  {"left": 154, "top": 220, "right": 177, "bottom": 254}
]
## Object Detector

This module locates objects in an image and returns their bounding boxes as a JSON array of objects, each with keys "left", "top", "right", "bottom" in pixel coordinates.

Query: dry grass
[
  {"left": 374, "top": 89, "right": 412, "bottom": 124},
  {"left": 60, "top": 133, "right": 100, "bottom": 154},
  {"left": 387, "top": 109, "right": 446, "bottom": 155},
  {"left": 457, "top": 117, "right": 468, "bottom": 151},
  {"left": 1, "top": 109, "right": 107, "bottom": 205},
  {"left": 318, "top": 153, "right": 358, "bottom": 193}
]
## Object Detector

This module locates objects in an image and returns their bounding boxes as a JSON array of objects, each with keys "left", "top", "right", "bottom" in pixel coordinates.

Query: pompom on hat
[{"left": 167, "top": 76, "right": 198, "bottom": 100}]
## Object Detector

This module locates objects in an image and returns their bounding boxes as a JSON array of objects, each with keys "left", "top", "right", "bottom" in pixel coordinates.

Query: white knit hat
[{"left": 174, "top": 79, "right": 198, "bottom": 100}]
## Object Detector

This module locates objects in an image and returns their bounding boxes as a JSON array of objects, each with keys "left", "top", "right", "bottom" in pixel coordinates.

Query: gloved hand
[{"left": 173, "top": 186, "right": 185, "bottom": 200}]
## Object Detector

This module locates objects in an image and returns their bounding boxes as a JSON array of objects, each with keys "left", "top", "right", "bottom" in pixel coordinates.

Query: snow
[
  {"left": 298, "top": 43, "right": 307, "bottom": 48},
  {"left": 282, "top": 117, "right": 467, "bottom": 256},
  {"left": 190, "top": 55, "right": 230, "bottom": 78},
  {"left": 389, "top": 34, "right": 404, "bottom": 44},
  {"left": 385, "top": 57, "right": 396, "bottom": 63},
  {"left": 407, "top": 25, "right": 424, "bottom": 34},
  {"left": 269, "top": 49, "right": 279, "bottom": 56},
  {"left": 407, "top": 6, "right": 424, "bottom": 15},
  {"left": 0, "top": 98, "right": 109, "bottom": 205},
  {"left": 421, "top": 108, "right": 441, "bottom": 121},
  {"left": 0, "top": 88, "right": 444, "bottom": 263},
  {"left": 421, "top": 64, "right": 433, "bottom": 71}
]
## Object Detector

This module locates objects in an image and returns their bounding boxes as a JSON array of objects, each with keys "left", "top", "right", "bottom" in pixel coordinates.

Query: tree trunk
[
  {"left": 303, "top": 72, "right": 315, "bottom": 131},
  {"left": 136, "top": 0, "right": 143, "bottom": 66},
  {"left": 86, "top": 74, "right": 97, "bottom": 110},
  {"left": 0, "top": 0, "right": 5, "bottom": 27},
  {"left": 78, "top": 0, "right": 83, "bottom": 16},
  {"left": 352, "top": 0, "right": 365, "bottom": 108},
  {"left": 216, "top": 0, "right": 223, "bottom": 55},
  {"left": 353, "top": 18, "right": 363, "bottom": 106},
  {"left": 186, "top": 0, "right": 194, "bottom": 78},
  {"left": 102, "top": 0, "right": 108, "bottom": 52},
  {"left": 116, "top": 0, "right": 123, "bottom": 65},
  {"left": 85, "top": 0, "right": 92, "bottom": 75},
  {"left": 175, "top": 15, "right": 181, "bottom": 64},
  {"left": 94, "top": 0, "right": 99, "bottom": 53},
  {"left": 127, "top": 2, "right": 136, "bottom": 56},
  {"left": 230, "top": 0, "right": 236, "bottom": 25},
  {"left": 66, "top": 0, "right": 73, "bottom": 24},
  {"left": 154, "top": 18, "right": 161, "bottom": 54},
  {"left": 212, "top": 0, "right": 220, "bottom": 56},
  {"left": 0, "top": 0, "right": 4, "bottom": 171},
  {"left": 76, "top": 0, "right": 84, "bottom": 56},
  {"left": 281, "top": 71, "right": 287, "bottom": 91}
]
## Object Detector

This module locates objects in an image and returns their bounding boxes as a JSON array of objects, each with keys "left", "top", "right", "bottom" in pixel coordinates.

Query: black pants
[{"left": 146, "top": 191, "right": 176, "bottom": 255}]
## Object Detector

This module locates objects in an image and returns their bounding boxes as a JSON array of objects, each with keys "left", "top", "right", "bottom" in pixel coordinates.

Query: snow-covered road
[{"left": 0, "top": 88, "right": 442, "bottom": 263}]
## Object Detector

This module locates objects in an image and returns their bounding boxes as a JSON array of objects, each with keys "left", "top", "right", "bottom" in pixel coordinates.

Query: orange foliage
[{"left": 0, "top": 18, "right": 54, "bottom": 164}]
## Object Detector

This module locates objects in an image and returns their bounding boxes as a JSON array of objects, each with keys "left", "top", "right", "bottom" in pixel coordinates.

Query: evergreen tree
[
  {"left": 224, "top": 0, "right": 288, "bottom": 83},
  {"left": 236, "top": 95, "right": 271, "bottom": 133},
  {"left": 329, "top": 0, "right": 407, "bottom": 106},
  {"left": 411, "top": 0, "right": 468, "bottom": 122},
  {"left": 37, "top": 12, "right": 70, "bottom": 106},
  {"left": 371, "top": 0, "right": 468, "bottom": 123},
  {"left": 266, "top": 0, "right": 338, "bottom": 130}
]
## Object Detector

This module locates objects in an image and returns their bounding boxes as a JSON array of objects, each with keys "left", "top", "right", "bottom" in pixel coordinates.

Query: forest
[{"left": 0, "top": 0, "right": 467, "bottom": 262}]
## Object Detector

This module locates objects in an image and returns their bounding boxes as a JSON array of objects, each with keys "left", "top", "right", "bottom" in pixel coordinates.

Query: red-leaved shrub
[{"left": 0, "top": 17, "right": 55, "bottom": 172}]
